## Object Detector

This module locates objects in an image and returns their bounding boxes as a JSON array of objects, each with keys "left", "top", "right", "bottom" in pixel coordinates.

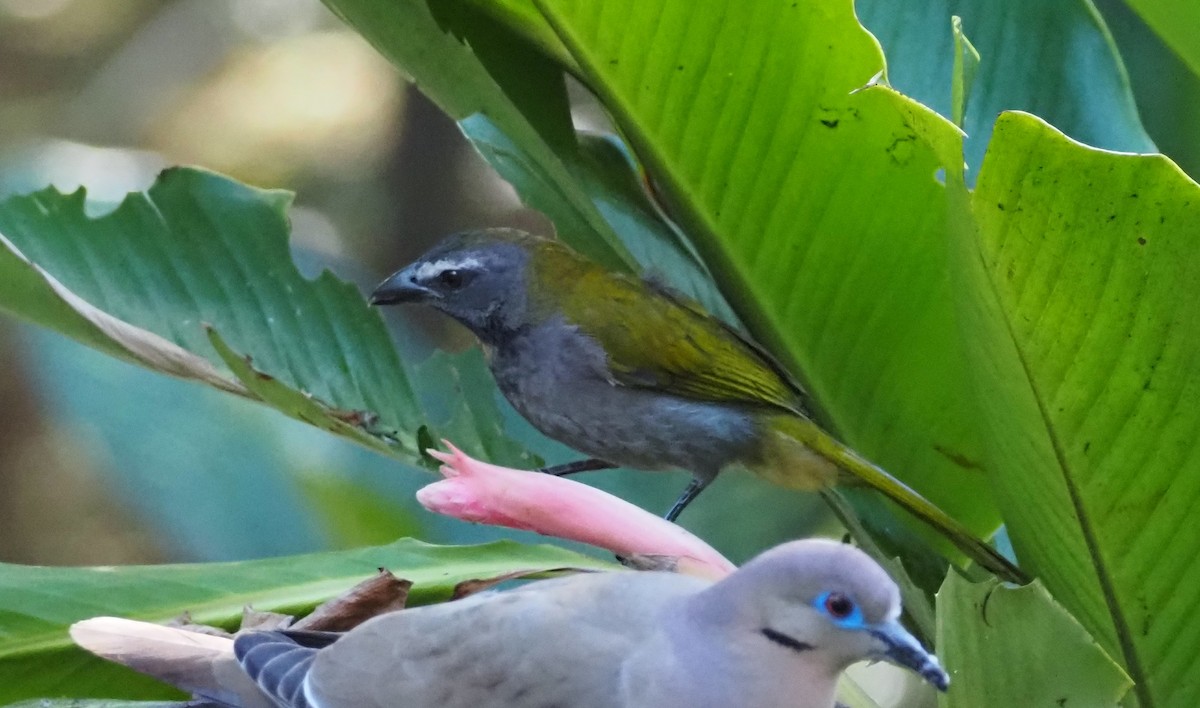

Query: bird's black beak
[
  {"left": 369, "top": 266, "right": 435, "bottom": 306},
  {"left": 870, "top": 620, "right": 949, "bottom": 691}
]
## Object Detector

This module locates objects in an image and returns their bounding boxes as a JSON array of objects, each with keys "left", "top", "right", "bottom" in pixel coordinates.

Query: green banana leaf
[
  {"left": 0, "top": 539, "right": 610, "bottom": 704},
  {"left": 948, "top": 111, "right": 1200, "bottom": 708},
  {"left": 0, "top": 168, "right": 525, "bottom": 469}
]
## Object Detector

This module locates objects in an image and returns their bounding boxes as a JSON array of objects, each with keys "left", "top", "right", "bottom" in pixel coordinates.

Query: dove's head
[{"left": 703, "top": 538, "right": 949, "bottom": 692}]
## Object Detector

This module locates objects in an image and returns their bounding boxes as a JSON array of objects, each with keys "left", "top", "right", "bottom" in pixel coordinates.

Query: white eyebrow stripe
[{"left": 415, "top": 257, "right": 483, "bottom": 281}]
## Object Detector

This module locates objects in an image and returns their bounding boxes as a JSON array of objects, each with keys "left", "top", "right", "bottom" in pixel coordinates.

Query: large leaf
[
  {"left": 858, "top": 0, "right": 1155, "bottom": 183},
  {"left": 532, "top": 0, "right": 998, "bottom": 551},
  {"left": 952, "top": 112, "right": 1200, "bottom": 707},
  {"left": 0, "top": 168, "right": 525, "bottom": 469},
  {"left": 0, "top": 539, "right": 609, "bottom": 703},
  {"left": 936, "top": 573, "right": 1131, "bottom": 707},
  {"left": 1121, "top": 0, "right": 1200, "bottom": 80}
]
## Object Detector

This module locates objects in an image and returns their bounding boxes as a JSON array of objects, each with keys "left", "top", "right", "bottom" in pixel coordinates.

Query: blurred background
[{"left": 0, "top": 0, "right": 1196, "bottom": 570}]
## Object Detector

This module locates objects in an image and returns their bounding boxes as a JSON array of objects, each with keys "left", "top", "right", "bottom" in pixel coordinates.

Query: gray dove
[
  {"left": 71, "top": 539, "right": 946, "bottom": 707},
  {"left": 226, "top": 539, "right": 947, "bottom": 707}
]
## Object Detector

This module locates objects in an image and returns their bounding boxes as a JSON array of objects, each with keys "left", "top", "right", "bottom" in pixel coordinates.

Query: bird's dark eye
[
  {"left": 824, "top": 592, "right": 855, "bottom": 619},
  {"left": 436, "top": 269, "right": 467, "bottom": 290}
]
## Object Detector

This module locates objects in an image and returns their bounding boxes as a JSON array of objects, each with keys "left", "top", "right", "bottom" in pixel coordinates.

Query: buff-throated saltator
[{"left": 371, "top": 228, "right": 1016, "bottom": 578}]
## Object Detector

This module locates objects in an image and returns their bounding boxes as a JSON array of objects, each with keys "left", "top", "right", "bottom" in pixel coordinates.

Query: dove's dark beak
[{"left": 871, "top": 620, "right": 949, "bottom": 692}]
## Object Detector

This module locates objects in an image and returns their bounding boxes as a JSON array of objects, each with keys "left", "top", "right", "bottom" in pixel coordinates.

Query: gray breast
[{"left": 488, "top": 320, "right": 760, "bottom": 478}]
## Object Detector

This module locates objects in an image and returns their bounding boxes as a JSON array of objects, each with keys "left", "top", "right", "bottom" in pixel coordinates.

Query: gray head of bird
[
  {"left": 698, "top": 539, "right": 949, "bottom": 692},
  {"left": 370, "top": 228, "right": 556, "bottom": 344}
]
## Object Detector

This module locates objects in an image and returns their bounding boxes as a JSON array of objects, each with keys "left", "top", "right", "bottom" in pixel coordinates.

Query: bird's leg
[
  {"left": 664, "top": 477, "right": 712, "bottom": 522},
  {"left": 538, "top": 458, "right": 617, "bottom": 477}
]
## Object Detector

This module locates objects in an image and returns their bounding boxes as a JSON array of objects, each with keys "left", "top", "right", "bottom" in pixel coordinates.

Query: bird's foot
[{"left": 664, "top": 477, "right": 713, "bottom": 522}]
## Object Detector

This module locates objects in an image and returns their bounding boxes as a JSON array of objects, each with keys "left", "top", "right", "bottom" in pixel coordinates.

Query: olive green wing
[{"left": 561, "top": 270, "right": 806, "bottom": 414}]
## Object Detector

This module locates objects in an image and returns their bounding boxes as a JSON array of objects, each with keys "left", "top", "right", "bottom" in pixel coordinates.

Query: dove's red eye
[{"left": 824, "top": 592, "right": 855, "bottom": 619}]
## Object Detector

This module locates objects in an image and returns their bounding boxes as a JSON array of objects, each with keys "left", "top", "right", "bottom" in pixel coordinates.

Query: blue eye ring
[{"left": 814, "top": 591, "right": 864, "bottom": 629}]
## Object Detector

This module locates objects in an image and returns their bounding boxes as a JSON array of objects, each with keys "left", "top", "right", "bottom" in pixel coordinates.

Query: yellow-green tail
[{"left": 760, "top": 415, "right": 1027, "bottom": 583}]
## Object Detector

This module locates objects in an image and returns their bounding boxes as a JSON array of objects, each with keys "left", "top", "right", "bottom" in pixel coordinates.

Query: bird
[
  {"left": 370, "top": 228, "right": 1020, "bottom": 580},
  {"left": 72, "top": 539, "right": 949, "bottom": 707}
]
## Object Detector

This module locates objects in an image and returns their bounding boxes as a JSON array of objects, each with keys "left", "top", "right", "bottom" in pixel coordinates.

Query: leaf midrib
[{"left": 982, "top": 216, "right": 1151, "bottom": 707}]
